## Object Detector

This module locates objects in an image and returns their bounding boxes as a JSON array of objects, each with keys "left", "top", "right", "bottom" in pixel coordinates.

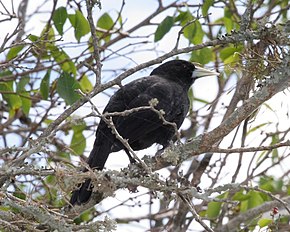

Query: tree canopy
[{"left": 0, "top": 0, "right": 289, "bottom": 231}]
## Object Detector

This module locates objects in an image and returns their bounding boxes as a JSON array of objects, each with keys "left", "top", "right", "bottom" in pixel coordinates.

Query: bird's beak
[{"left": 192, "top": 66, "right": 219, "bottom": 79}]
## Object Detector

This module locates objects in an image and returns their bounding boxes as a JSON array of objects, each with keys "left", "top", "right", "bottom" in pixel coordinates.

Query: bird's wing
[{"left": 104, "top": 76, "right": 188, "bottom": 146}]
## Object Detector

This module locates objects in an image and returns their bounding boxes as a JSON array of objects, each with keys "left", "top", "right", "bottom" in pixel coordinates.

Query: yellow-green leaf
[
  {"left": 258, "top": 218, "right": 273, "bottom": 228},
  {"left": 19, "top": 92, "right": 31, "bottom": 115},
  {"left": 79, "top": 75, "right": 93, "bottom": 93},
  {"left": 206, "top": 192, "right": 228, "bottom": 219},
  {"left": 28, "top": 34, "right": 39, "bottom": 42},
  {"left": 49, "top": 46, "right": 76, "bottom": 75},
  {"left": 247, "top": 122, "right": 269, "bottom": 135},
  {"left": 207, "top": 201, "right": 222, "bottom": 219},
  {"left": 0, "top": 82, "right": 22, "bottom": 111},
  {"left": 191, "top": 20, "right": 204, "bottom": 44},
  {"left": 96, "top": 13, "right": 114, "bottom": 42},
  {"left": 97, "top": 12, "right": 114, "bottom": 30},
  {"left": 220, "top": 46, "right": 242, "bottom": 64},
  {"left": 232, "top": 191, "right": 251, "bottom": 201},
  {"left": 40, "top": 25, "right": 55, "bottom": 42},
  {"left": 271, "top": 134, "right": 279, "bottom": 160},
  {"left": 248, "top": 191, "right": 264, "bottom": 209},
  {"left": 70, "top": 123, "right": 86, "bottom": 155}
]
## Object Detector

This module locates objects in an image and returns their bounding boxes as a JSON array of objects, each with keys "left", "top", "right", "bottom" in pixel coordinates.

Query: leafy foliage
[{"left": 0, "top": 1, "right": 289, "bottom": 231}]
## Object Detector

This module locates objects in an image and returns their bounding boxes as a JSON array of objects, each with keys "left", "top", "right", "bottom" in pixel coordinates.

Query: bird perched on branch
[{"left": 70, "top": 59, "right": 219, "bottom": 205}]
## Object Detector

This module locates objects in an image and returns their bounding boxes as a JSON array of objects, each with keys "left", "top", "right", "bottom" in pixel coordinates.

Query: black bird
[{"left": 70, "top": 60, "right": 219, "bottom": 205}]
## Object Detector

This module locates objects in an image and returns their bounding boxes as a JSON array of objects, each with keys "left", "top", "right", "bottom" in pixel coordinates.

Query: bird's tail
[
  {"left": 69, "top": 131, "right": 113, "bottom": 205},
  {"left": 69, "top": 178, "right": 92, "bottom": 205}
]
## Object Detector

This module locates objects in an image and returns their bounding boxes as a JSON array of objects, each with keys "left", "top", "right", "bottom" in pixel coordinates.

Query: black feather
[{"left": 70, "top": 60, "right": 200, "bottom": 205}]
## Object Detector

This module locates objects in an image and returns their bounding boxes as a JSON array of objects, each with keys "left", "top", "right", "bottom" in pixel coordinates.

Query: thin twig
[
  {"left": 86, "top": 0, "right": 102, "bottom": 86},
  {"left": 209, "top": 140, "right": 290, "bottom": 153}
]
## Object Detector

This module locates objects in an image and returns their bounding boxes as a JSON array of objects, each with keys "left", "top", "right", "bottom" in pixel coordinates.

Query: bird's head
[{"left": 150, "top": 60, "right": 219, "bottom": 89}]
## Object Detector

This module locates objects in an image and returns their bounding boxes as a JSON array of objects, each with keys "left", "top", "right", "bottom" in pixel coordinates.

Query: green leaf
[
  {"left": 232, "top": 191, "right": 251, "bottom": 201},
  {"left": 96, "top": 13, "right": 114, "bottom": 43},
  {"left": 207, "top": 201, "right": 222, "bottom": 219},
  {"left": 13, "top": 190, "right": 26, "bottom": 200},
  {"left": 248, "top": 191, "right": 264, "bottom": 209},
  {"left": 56, "top": 72, "right": 80, "bottom": 105},
  {"left": 202, "top": 0, "right": 214, "bottom": 16},
  {"left": 28, "top": 34, "right": 39, "bottom": 42},
  {"left": 190, "top": 47, "right": 213, "bottom": 65},
  {"left": 247, "top": 122, "right": 269, "bottom": 135},
  {"left": 19, "top": 92, "right": 31, "bottom": 115},
  {"left": 17, "top": 76, "right": 29, "bottom": 92},
  {"left": 258, "top": 218, "right": 273, "bottom": 228},
  {"left": 259, "top": 176, "right": 275, "bottom": 192},
  {"left": 28, "top": 26, "right": 56, "bottom": 60},
  {"left": 68, "top": 10, "right": 90, "bottom": 42},
  {"left": 70, "top": 123, "right": 86, "bottom": 155},
  {"left": 97, "top": 12, "right": 114, "bottom": 30},
  {"left": 28, "top": 34, "right": 49, "bottom": 59},
  {"left": 0, "top": 82, "right": 22, "bottom": 112},
  {"left": 234, "top": 190, "right": 265, "bottom": 213},
  {"left": 74, "top": 208, "right": 96, "bottom": 223},
  {"left": 44, "top": 119, "right": 53, "bottom": 125},
  {"left": 79, "top": 75, "right": 93, "bottom": 93},
  {"left": 271, "top": 134, "right": 279, "bottom": 160},
  {"left": 17, "top": 76, "right": 31, "bottom": 115},
  {"left": 220, "top": 47, "right": 236, "bottom": 61},
  {"left": 281, "top": 0, "right": 289, "bottom": 20},
  {"left": 52, "top": 7, "right": 68, "bottom": 35},
  {"left": 224, "top": 8, "right": 234, "bottom": 33},
  {"left": 45, "top": 175, "right": 56, "bottom": 184},
  {"left": 178, "top": 11, "right": 204, "bottom": 45},
  {"left": 56, "top": 152, "right": 70, "bottom": 160},
  {"left": 175, "top": 10, "right": 190, "bottom": 23},
  {"left": 117, "top": 11, "right": 123, "bottom": 26},
  {"left": 68, "top": 14, "right": 76, "bottom": 26},
  {"left": 49, "top": 46, "right": 76, "bottom": 75},
  {"left": 274, "top": 179, "right": 283, "bottom": 192},
  {"left": 188, "top": 88, "right": 194, "bottom": 113},
  {"left": 154, "top": 16, "right": 174, "bottom": 42},
  {"left": 256, "top": 150, "right": 267, "bottom": 164},
  {"left": 206, "top": 192, "right": 228, "bottom": 219},
  {"left": 40, "top": 70, "right": 51, "bottom": 100},
  {"left": 220, "top": 46, "right": 242, "bottom": 64},
  {"left": 183, "top": 21, "right": 195, "bottom": 43},
  {"left": 262, "top": 102, "right": 274, "bottom": 112},
  {"left": 176, "top": 11, "right": 192, "bottom": 37},
  {"left": 7, "top": 45, "right": 25, "bottom": 60},
  {"left": 259, "top": 176, "right": 283, "bottom": 195},
  {"left": 193, "top": 97, "right": 210, "bottom": 104},
  {"left": 191, "top": 20, "right": 204, "bottom": 44},
  {"left": 40, "top": 25, "right": 55, "bottom": 42}
]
